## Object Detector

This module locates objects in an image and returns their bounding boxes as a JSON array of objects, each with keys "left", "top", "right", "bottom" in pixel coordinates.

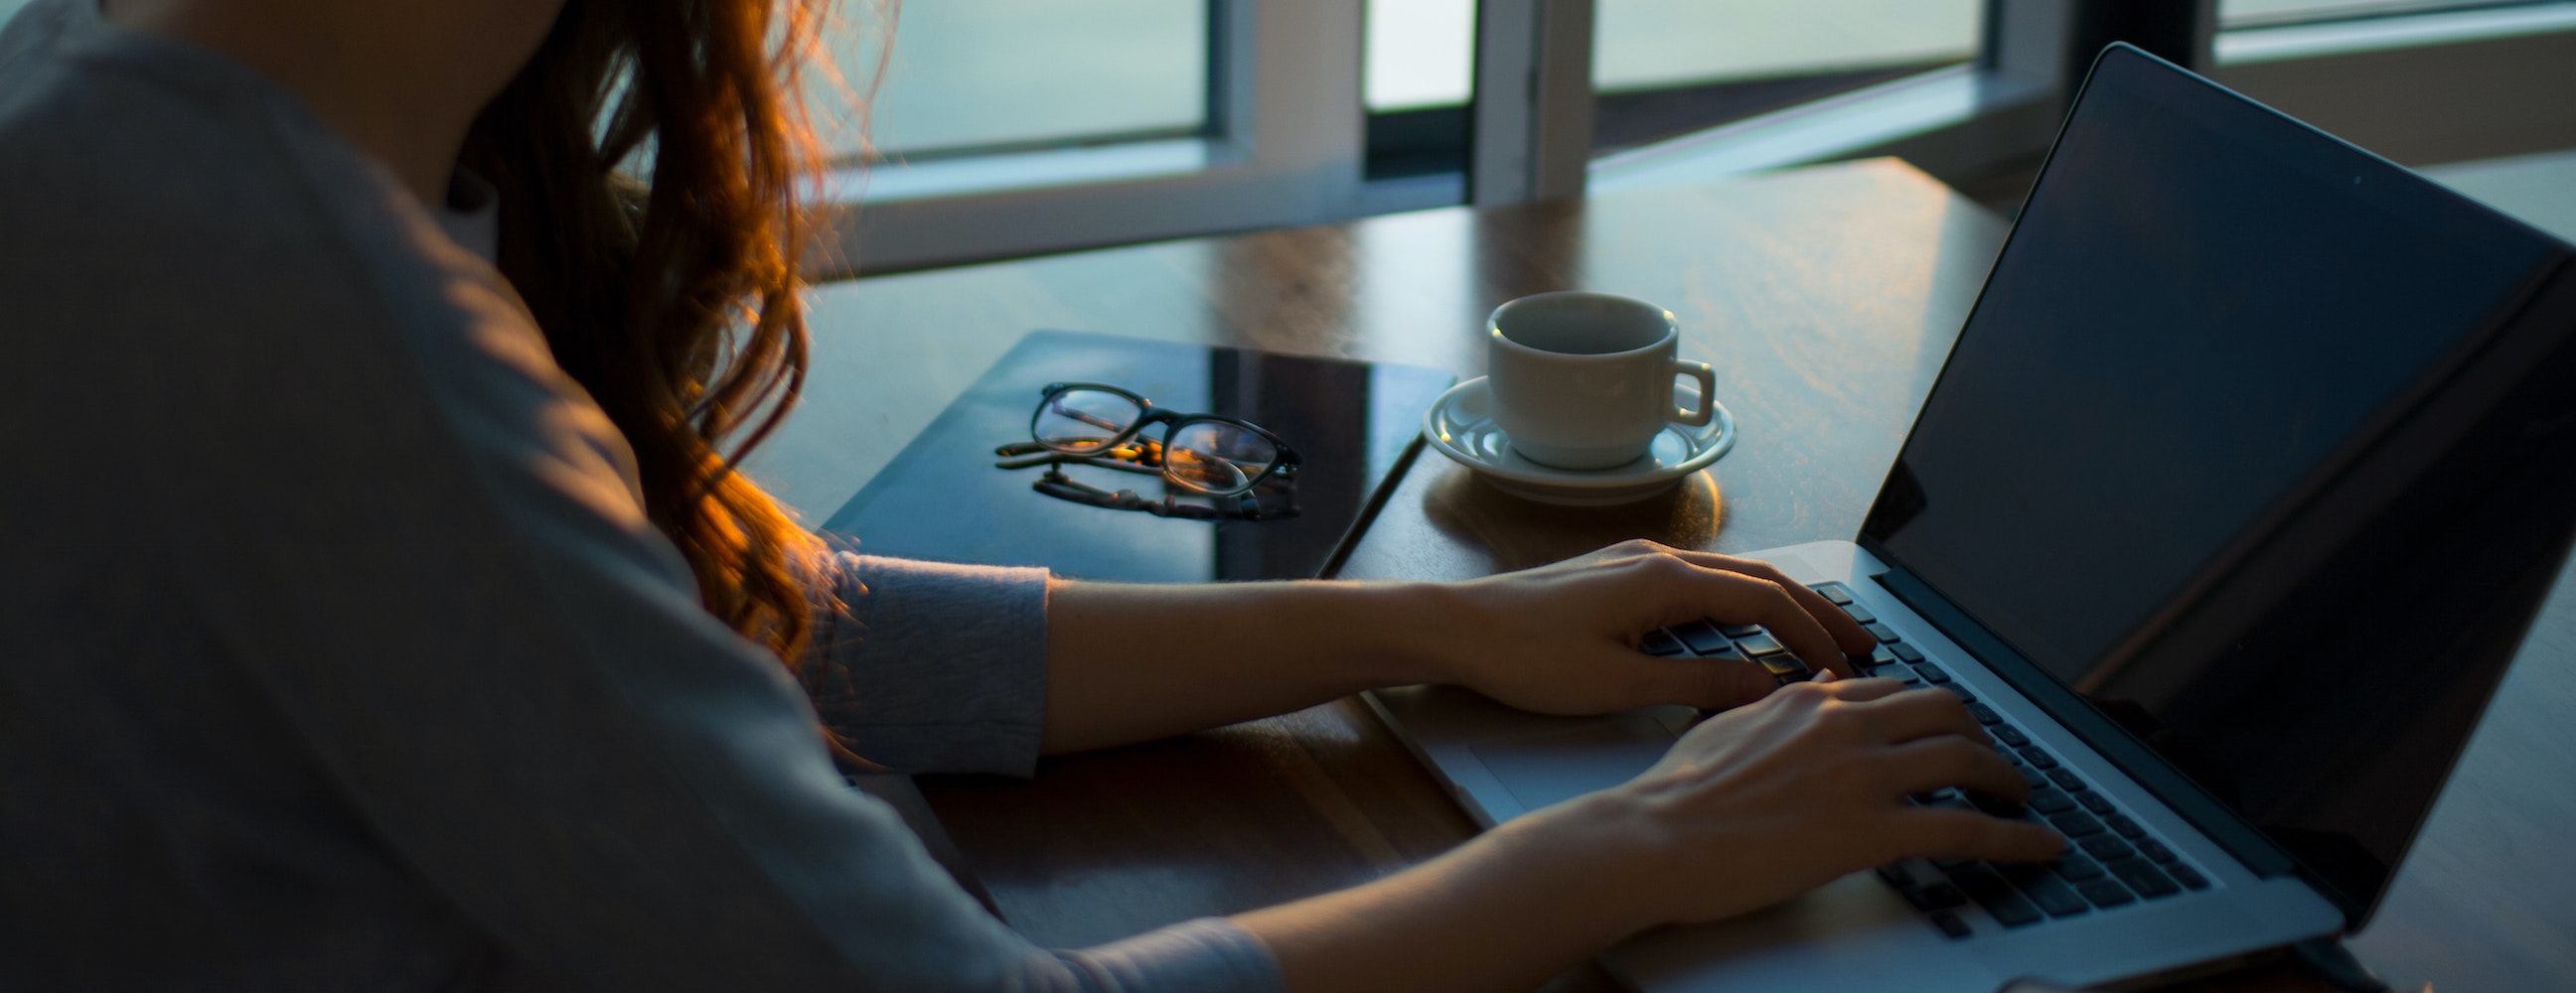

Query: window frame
[
  {"left": 812, "top": 0, "right": 1366, "bottom": 276},
  {"left": 1586, "top": 0, "right": 2576, "bottom": 200}
]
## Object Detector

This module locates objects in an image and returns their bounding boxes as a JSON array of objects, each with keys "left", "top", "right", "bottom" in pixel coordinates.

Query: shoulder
[{"left": 0, "top": 28, "right": 664, "bottom": 569}]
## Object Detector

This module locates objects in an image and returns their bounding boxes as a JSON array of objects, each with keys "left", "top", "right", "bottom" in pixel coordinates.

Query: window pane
[
  {"left": 1366, "top": 0, "right": 1475, "bottom": 111},
  {"left": 841, "top": 0, "right": 1208, "bottom": 161},
  {"left": 1593, "top": 0, "right": 1981, "bottom": 92},
  {"left": 2220, "top": 0, "right": 2535, "bottom": 28}
]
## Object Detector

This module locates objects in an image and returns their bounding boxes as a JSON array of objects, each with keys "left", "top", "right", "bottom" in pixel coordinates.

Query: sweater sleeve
[
  {"left": 806, "top": 552, "right": 1054, "bottom": 777},
  {"left": 222, "top": 140, "right": 1283, "bottom": 990}
]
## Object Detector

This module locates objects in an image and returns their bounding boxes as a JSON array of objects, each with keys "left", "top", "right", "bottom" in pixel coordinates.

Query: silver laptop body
[
  {"left": 1374, "top": 540, "right": 2339, "bottom": 993},
  {"left": 1376, "top": 45, "right": 2576, "bottom": 993}
]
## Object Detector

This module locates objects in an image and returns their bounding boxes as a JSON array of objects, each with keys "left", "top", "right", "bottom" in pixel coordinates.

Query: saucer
[{"left": 1420, "top": 377, "right": 1737, "bottom": 506}]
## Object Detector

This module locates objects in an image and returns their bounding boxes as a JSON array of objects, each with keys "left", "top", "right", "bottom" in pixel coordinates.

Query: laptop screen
[{"left": 1861, "top": 47, "right": 2564, "bottom": 912}]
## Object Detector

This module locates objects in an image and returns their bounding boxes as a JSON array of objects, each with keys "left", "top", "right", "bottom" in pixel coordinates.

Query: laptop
[{"left": 1370, "top": 44, "right": 2576, "bottom": 993}]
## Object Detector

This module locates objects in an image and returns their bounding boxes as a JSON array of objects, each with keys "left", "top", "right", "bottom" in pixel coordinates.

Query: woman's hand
[
  {"left": 1235, "top": 672, "right": 2061, "bottom": 992},
  {"left": 1561, "top": 673, "right": 2065, "bottom": 930},
  {"left": 1422, "top": 539, "right": 1880, "bottom": 716}
]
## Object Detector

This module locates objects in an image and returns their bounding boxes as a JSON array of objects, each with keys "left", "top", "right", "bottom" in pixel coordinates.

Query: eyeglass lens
[
  {"left": 1165, "top": 419, "right": 1280, "bottom": 494},
  {"left": 1034, "top": 388, "right": 1143, "bottom": 453}
]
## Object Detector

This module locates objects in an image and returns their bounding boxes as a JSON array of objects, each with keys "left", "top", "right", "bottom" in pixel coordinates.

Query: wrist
[
  {"left": 1319, "top": 578, "right": 1470, "bottom": 687},
  {"left": 1492, "top": 789, "right": 1676, "bottom": 941}
]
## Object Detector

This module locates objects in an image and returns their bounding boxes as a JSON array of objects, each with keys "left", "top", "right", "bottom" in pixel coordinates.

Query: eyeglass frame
[
  {"left": 1023, "top": 381, "right": 1303, "bottom": 497},
  {"left": 998, "top": 450, "right": 1300, "bottom": 521}
]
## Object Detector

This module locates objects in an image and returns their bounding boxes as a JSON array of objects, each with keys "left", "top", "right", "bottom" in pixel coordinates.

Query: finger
[
  {"left": 1565, "top": 648, "right": 1782, "bottom": 715},
  {"left": 1891, "top": 807, "right": 2067, "bottom": 866},
  {"left": 1663, "top": 551, "right": 1879, "bottom": 658},
  {"left": 1878, "top": 736, "right": 2032, "bottom": 800},
  {"left": 1706, "top": 571, "right": 1852, "bottom": 680},
  {"left": 1821, "top": 674, "right": 1907, "bottom": 699},
  {"left": 1582, "top": 650, "right": 1783, "bottom": 714},
  {"left": 1649, "top": 655, "right": 1784, "bottom": 712},
  {"left": 1844, "top": 688, "right": 1991, "bottom": 746}
]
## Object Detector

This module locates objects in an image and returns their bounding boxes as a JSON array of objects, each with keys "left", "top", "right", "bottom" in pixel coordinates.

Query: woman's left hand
[{"left": 1418, "top": 539, "right": 1880, "bottom": 716}]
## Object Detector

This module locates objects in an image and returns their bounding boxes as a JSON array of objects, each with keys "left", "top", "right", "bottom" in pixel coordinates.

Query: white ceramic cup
[{"left": 1485, "top": 291, "right": 1717, "bottom": 471}]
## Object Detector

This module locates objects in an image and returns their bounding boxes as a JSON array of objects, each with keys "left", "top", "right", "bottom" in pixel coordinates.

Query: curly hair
[{"left": 457, "top": 0, "right": 862, "bottom": 681}]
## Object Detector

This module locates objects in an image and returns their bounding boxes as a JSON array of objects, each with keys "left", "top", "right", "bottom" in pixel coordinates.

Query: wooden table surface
[{"left": 749, "top": 158, "right": 2576, "bottom": 992}]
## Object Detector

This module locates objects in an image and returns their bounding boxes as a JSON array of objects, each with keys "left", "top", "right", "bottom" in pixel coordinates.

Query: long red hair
[{"left": 458, "top": 0, "right": 861, "bottom": 679}]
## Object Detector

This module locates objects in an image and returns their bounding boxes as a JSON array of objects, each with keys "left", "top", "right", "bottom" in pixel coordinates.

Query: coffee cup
[{"left": 1485, "top": 291, "right": 1716, "bottom": 471}]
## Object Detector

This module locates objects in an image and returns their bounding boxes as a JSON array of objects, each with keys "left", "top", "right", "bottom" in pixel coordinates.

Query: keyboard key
[
  {"left": 1869, "top": 644, "right": 1897, "bottom": 666},
  {"left": 2077, "top": 879, "right": 2137, "bottom": 909},
  {"left": 1894, "top": 667, "right": 1924, "bottom": 686},
  {"left": 1875, "top": 863, "right": 1918, "bottom": 889},
  {"left": 1943, "top": 864, "right": 2044, "bottom": 927},
  {"left": 2106, "top": 858, "right": 2182, "bottom": 900},
  {"left": 1842, "top": 604, "right": 1878, "bottom": 624},
  {"left": 1891, "top": 642, "right": 1925, "bottom": 663},
  {"left": 2045, "top": 768, "right": 2086, "bottom": 791},
  {"left": 1944, "top": 684, "right": 1978, "bottom": 704},
  {"left": 2073, "top": 789, "right": 2114, "bottom": 815},
  {"left": 2018, "top": 748, "right": 2058, "bottom": 770},
  {"left": 2170, "top": 864, "right": 2210, "bottom": 891},
  {"left": 1912, "top": 661, "right": 1950, "bottom": 683},
  {"left": 2080, "top": 835, "right": 2136, "bottom": 861},
  {"left": 1640, "top": 629, "right": 1688, "bottom": 656},
  {"left": 1906, "top": 882, "right": 1968, "bottom": 911},
  {"left": 1719, "top": 623, "right": 1765, "bottom": 638},
  {"left": 1992, "top": 725, "right": 2031, "bottom": 748},
  {"left": 1759, "top": 654, "right": 1811, "bottom": 683},
  {"left": 1929, "top": 910, "right": 1972, "bottom": 938},
  {"left": 2138, "top": 839, "right": 2178, "bottom": 864},
  {"left": 2103, "top": 814, "right": 2145, "bottom": 839},
  {"left": 1865, "top": 622, "right": 1899, "bottom": 642},
  {"left": 1967, "top": 703, "right": 2003, "bottom": 725},
  {"left": 2019, "top": 766, "right": 2048, "bottom": 789},
  {"left": 2026, "top": 788, "right": 2076, "bottom": 814},
  {"left": 1812, "top": 582, "right": 1855, "bottom": 606},
  {"left": 1672, "top": 622, "right": 1732, "bottom": 655},
  {"left": 2051, "top": 853, "right": 2106, "bottom": 881},
  {"left": 2046, "top": 810, "right": 2105, "bottom": 837},
  {"left": 2009, "top": 868, "right": 2092, "bottom": 919},
  {"left": 1702, "top": 644, "right": 1747, "bottom": 665},
  {"left": 1733, "top": 632, "right": 1786, "bottom": 655},
  {"left": 1966, "top": 790, "right": 2028, "bottom": 819}
]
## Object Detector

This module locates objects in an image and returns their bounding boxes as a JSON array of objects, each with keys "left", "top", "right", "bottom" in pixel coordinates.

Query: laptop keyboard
[{"left": 1636, "top": 581, "right": 2214, "bottom": 939}]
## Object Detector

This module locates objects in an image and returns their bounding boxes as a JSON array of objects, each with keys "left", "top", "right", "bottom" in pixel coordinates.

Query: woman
[{"left": 0, "top": 0, "right": 2060, "bottom": 989}]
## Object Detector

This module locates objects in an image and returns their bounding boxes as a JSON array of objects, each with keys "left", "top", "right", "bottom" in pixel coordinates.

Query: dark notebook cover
[{"left": 821, "top": 330, "right": 1456, "bottom": 581}]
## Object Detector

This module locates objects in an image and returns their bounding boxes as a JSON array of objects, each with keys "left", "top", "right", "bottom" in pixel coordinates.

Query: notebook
[{"left": 821, "top": 329, "right": 1456, "bottom": 581}]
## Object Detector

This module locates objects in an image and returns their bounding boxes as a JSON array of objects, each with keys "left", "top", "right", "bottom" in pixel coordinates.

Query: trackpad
[{"left": 1471, "top": 715, "right": 1677, "bottom": 813}]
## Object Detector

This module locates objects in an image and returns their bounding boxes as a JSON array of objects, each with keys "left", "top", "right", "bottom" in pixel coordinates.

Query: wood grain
[{"left": 757, "top": 158, "right": 2573, "bottom": 992}]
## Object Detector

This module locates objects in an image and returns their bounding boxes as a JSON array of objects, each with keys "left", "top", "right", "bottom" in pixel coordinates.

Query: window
[
  {"left": 1590, "top": 0, "right": 2576, "bottom": 213},
  {"left": 2219, "top": 0, "right": 2541, "bottom": 28},
  {"left": 824, "top": 0, "right": 1368, "bottom": 274},
  {"left": 843, "top": 0, "right": 1208, "bottom": 161},
  {"left": 1591, "top": 0, "right": 1981, "bottom": 153}
]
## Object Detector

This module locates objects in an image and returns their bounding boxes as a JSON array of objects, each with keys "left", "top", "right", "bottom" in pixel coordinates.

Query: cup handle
[{"left": 1672, "top": 359, "right": 1717, "bottom": 426}]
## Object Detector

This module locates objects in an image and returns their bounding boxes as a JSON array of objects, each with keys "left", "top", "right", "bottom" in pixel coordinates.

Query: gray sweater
[{"left": 0, "top": 2, "right": 1283, "bottom": 989}]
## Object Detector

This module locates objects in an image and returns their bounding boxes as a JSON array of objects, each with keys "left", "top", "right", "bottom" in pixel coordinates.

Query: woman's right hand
[{"left": 1560, "top": 673, "right": 2065, "bottom": 931}]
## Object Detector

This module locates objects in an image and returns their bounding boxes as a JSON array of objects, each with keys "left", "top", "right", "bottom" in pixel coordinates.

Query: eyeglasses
[{"left": 992, "top": 382, "right": 1303, "bottom": 521}]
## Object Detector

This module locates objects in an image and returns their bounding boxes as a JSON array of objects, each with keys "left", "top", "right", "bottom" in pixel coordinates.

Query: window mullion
[{"left": 1468, "top": 0, "right": 1597, "bottom": 205}]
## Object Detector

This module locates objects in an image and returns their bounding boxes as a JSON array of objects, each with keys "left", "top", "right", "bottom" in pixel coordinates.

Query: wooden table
[{"left": 749, "top": 159, "right": 2576, "bottom": 992}]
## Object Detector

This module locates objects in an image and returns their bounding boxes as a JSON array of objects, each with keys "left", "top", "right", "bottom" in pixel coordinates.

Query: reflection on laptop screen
[{"left": 1863, "top": 48, "right": 2563, "bottom": 911}]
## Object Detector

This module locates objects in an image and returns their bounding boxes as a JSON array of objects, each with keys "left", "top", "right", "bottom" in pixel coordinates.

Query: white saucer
[{"left": 1420, "top": 377, "right": 1737, "bottom": 506}]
